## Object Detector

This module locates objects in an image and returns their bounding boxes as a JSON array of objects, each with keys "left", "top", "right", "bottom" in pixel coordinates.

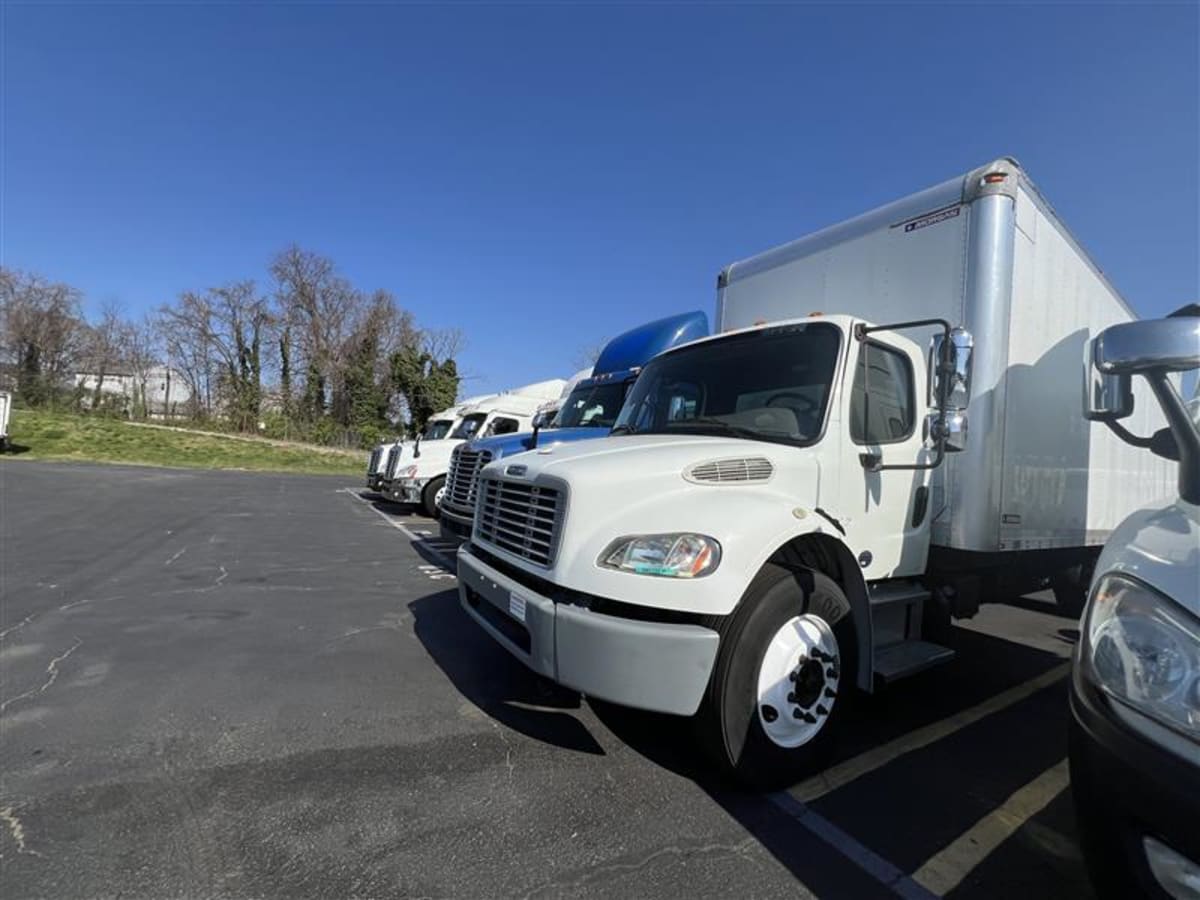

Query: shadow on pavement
[{"left": 408, "top": 588, "right": 605, "bottom": 755}]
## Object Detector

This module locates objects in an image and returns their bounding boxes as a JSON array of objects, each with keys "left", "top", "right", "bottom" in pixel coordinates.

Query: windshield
[
  {"left": 423, "top": 418, "right": 454, "bottom": 440},
  {"left": 613, "top": 323, "right": 842, "bottom": 446},
  {"left": 552, "top": 381, "right": 630, "bottom": 429},
  {"left": 450, "top": 413, "right": 487, "bottom": 439}
]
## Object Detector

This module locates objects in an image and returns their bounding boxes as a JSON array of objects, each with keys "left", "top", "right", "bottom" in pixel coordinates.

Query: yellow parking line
[
  {"left": 790, "top": 662, "right": 1070, "bottom": 803},
  {"left": 911, "top": 759, "right": 1071, "bottom": 896}
]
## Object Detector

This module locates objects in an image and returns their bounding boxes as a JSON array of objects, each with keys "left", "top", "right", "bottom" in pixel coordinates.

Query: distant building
[{"left": 74, "top": 365, "right": 193, "bottom": 417}]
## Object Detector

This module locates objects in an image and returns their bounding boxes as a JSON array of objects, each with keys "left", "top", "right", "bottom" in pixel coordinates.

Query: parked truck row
[
  {"left": 361, "top": 160, "right": 1197, "bottom": 894},
  {"left": 360, "top": 158, "right": 1195, "bottom": 897}
]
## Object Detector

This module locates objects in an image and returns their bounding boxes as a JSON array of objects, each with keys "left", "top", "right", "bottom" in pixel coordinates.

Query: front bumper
[
  {"left": 439, "top": 508, "right": 472, "bottom": 543},
  {"left": 394, "top": 479, "right": 424, "bottom": 504},
  {"left": 1068, "top": 658, "right": 1200, "bottom": 898},
  {"left": 457, "top": 543, "right": 719, "bottom": 716}
]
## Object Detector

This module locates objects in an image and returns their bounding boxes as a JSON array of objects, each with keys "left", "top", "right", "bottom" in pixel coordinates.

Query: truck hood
[
  {"left": 489, "top": 432, "right": 791, "bottom": 482},
  {"left": 1096, "top": 497, "right": 1199, "bottom": 617},
  {"left": 466, "top": 426, "right": 610, "bottom": 461}
]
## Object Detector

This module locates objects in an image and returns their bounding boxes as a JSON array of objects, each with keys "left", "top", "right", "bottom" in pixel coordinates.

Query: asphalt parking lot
[{"left": 1, "top": 461, "right": 1094, "bottom": 899}]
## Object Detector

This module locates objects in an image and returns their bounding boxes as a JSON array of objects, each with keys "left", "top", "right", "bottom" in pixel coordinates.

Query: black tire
[
  {"left": 420, "top": 476, "right": 446, "bottom": 519},
  {"left": 697, "top": 564, "right": 856, "bottom": 789},
  {"left": 1051, "top": 565, "right": 1089, "bottom": 620}
]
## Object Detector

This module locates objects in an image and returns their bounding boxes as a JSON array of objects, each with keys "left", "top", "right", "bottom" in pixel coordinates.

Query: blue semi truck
[{"left": 438, "top": 310, "right": 709, "bottom": 542}]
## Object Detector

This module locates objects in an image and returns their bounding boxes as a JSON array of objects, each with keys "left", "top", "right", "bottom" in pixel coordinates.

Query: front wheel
[
  {"left": 420, "top": 476, "right": 446, "bottom": 519},
  {"left": 697, "top": 564, "right": 856, "bottom": 789}
]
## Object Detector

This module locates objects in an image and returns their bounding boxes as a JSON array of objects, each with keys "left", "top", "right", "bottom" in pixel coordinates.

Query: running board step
[
  {"left": 874, "top": 640, "right": 956, "bottom": 683},
  {"left": 868, "top": 581, "right": 930, "bottom": 608}
]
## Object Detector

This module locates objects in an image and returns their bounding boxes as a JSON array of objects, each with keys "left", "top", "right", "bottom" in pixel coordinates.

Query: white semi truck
[
  {"left": 366, "top": 396, "right": 495, "bottom": 492},
  {"left": 458, "top": 157, "right": 1174, "bottom": 786},
  {"left": 382, "top": 379, "right": 567, "bottom": 516}
]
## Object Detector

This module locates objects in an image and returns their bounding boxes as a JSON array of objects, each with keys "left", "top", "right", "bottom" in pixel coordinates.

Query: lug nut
[
  {"left": 816, "top": 704, "right": 829, "bottom": 717},
  {"left": 792, "top": 710, "right": 817, "bottom": 723},
  {"left": 824, "top": 687, "right": 837, "bottom": 700}
]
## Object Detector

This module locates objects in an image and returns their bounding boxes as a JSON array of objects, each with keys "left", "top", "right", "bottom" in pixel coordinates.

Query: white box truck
[{"left": 458, "top": 157, "right": 1175, "bottom": 786}]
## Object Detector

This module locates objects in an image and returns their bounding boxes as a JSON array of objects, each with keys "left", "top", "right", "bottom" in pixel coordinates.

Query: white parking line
[
  {"left": 789, "top": 662, "right": 1071, "bottom": 803},
  {"left": 912, "top": 758, "right": 1071, "bottom": 895},
  {"left": 340, "top": 489, "right": 457, "bottom": 574}
]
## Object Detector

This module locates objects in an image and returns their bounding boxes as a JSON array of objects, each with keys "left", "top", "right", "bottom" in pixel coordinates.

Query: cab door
[{"left": 832, "top": 333, "right": 933, "bottom": 580}]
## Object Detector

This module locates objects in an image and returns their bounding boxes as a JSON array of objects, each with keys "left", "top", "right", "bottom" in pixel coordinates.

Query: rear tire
[
  {"left": 697, "top": 564, "right": 856, "bottom": 789},
  {"left": 1051, "top": 563, "right": 1091, "bottom": 620},
  {"left": 420, "top": 476, "right": 446, "bottom": 519}
]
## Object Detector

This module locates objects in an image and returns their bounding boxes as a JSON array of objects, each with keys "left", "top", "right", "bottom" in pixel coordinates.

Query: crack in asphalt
[
  {"left": 0, "top": 638, "right": 84, "bottom": 715},
  {"left": 519, "top": 837, "right": 760, "bottom": 899}
]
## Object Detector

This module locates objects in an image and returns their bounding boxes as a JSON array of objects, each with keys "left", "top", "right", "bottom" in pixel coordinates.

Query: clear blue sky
[{"left": 4, "top": 2, "right": 1197, "bottom": 395}]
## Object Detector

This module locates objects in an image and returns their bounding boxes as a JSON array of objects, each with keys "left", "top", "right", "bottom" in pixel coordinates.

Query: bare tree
[
  {"left": 572, "top": 336, "right": 608, "bottom": 372},
  {"left": 84, "top": 299, "right": 126, "bottom": 411},
  {"left": 0, "top": 268, "right": 87, "bottom": 406},
  {"left": 120, "top": 313, "right": 161, "bottom": 419},
  {"left": 270, "top": 246, "right": 356, "bottom": 422},
  {"left": 159, "top": 281, "right": 272, "bottom": 430}
]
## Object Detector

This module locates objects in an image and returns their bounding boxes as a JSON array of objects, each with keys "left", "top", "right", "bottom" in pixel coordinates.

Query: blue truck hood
[{"left": 464, "top": 426, "right": 606, "bottom": 462}]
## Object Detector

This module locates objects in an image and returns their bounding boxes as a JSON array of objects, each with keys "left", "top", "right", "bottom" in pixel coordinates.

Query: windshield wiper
[{"left": 610, "top": 424, "right": 638, "bottom": 435}]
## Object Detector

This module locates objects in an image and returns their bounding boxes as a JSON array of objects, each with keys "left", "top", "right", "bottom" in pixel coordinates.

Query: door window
[{"left": 850, "top": 342, "right": 915, "bottom": 444}]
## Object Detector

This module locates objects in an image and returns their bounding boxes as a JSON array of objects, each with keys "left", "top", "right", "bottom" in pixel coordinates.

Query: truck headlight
[
  {"left": 1084, "top": 573, "right": 1200, "bottom": 739},
  {"left": 398, "top": 465, "right": 417, "bottom": 479},
  {"left": 598, "top": 533, "right": 721, "bottom": 578}
]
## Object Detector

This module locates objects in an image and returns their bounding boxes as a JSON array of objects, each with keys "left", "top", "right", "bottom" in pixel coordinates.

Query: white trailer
[
  {"left": 457, "top": 157, "right": 1174, "bottom": 786},
  {"left": 0, "top": 391, "right": 11, "bottom": 450}
]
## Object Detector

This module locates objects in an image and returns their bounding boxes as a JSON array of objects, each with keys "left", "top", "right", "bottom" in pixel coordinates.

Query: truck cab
[
  {"left": 1070, "top": 307, "right": 1200, "bottom": 899},
  {"left": 367, "top": 398, "right": 489, "bottom": 493},
  {"left": 439, "top": 311, "right": 709, "bottom": 541},
  {"left": 382, "top": 380, "right": 567, "bottom": 516},
  {"left": 458, "top": 313, "right": 967, "bottom": 785}
]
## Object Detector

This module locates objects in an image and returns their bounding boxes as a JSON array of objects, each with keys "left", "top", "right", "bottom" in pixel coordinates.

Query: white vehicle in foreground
[
  {"left": 458, "top": 158, "right": 1173, "bottom": 786},
  {"left": 0, "top": 391, "right": 11, "bottom": 451},
  {"left": 366, "top": 397, "right": 492, "bottom": 492},
  {"left": 384, "top": 379, "right": 567, "bottom": 516},
  {"left": 1070, "top": 307, "right": 1199, "bottom": 900}
]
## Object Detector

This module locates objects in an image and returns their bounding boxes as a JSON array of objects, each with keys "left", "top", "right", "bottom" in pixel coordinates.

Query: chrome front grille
[
  {"left": 384, "top": 445, "right": 401, "bottom": 479},
  {"left": 367, "top": 447, "right": 382, "bottom": 475},
  {"left": 444, "top": 447, "right": 493, "bottom": 514},
  {"left": 476, "top": 477, "right": 562, "bottom": 567}
]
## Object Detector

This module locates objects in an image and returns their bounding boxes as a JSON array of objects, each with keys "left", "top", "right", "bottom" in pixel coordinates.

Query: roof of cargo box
[{"left": 719, "top": 157, "right": 1135, "bottom": 320}]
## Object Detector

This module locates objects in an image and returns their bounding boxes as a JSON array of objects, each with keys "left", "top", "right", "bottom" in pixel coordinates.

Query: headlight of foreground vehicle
[
  {"left": 598, "top": 534, "right": 721, "bottom": 578},
  {"left": 398, "top": 465, "right": 418, "bottom": 479},
  {"left": 1085, "top": 573, "right": 1200, "bottom": 739}
]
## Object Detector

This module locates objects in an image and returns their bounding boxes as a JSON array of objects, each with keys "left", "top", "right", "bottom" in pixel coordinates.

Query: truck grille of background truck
[{"left": 445, "top": 448, "right": 494, "bottom": 516}]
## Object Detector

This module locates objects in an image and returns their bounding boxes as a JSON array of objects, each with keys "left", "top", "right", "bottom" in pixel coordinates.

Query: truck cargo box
[{"left": 717, "top": 157, "right": 1174, "bottom": 555}]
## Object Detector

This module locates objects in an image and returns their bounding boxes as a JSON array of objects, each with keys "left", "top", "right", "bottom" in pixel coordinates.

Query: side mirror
[
  {"left": 1083, "top": 336, "right": 1134, "bottom": 421},
  {"left": 925, "top": 410, "right": 968, "bottom": 452},
  {"left": 929, "top": 328, "right": 974, "bottom": 410}
]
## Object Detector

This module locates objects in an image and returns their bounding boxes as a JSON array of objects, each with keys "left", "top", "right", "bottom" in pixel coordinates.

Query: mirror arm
[
  {"left": 1145, "top": 370, "right": 1200, "bottom": 505},
  {"left": 1101, "top": 419, "right": 1157, "bottom": 450}
]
